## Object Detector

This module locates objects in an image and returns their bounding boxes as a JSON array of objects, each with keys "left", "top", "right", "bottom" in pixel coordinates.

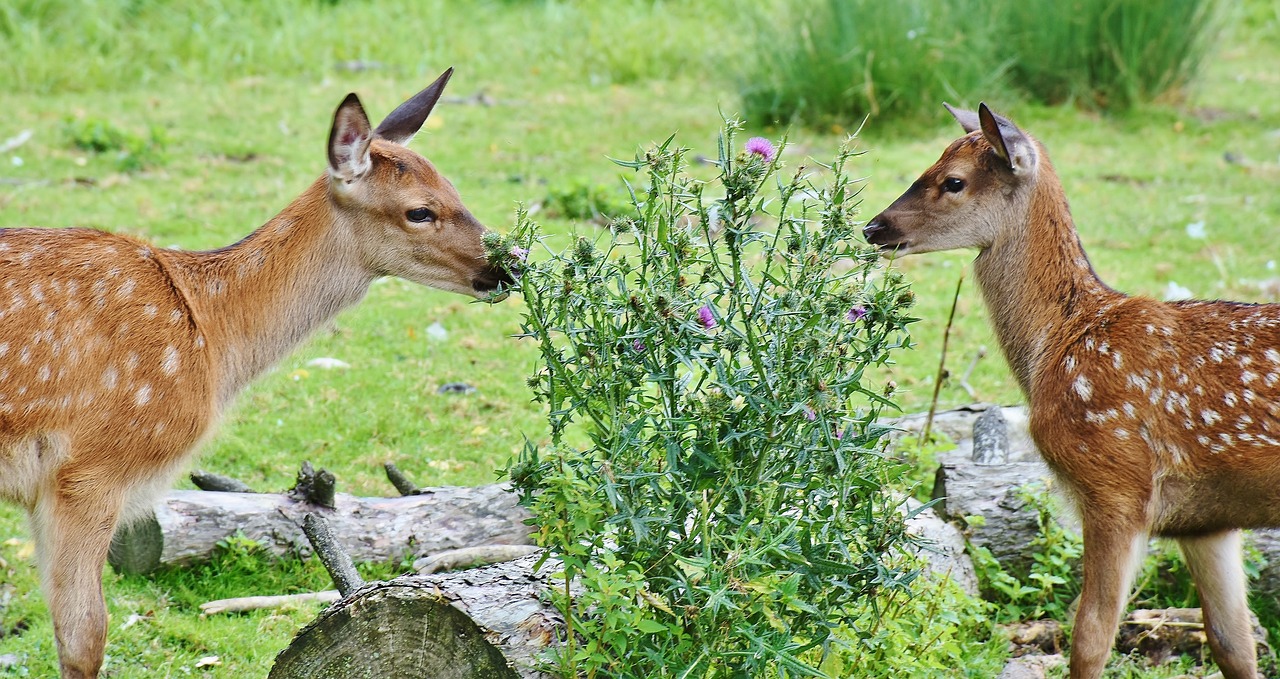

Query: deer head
[
  {"left": 326, "top": 68, "right": 513, "bottom": 297},
  {"left": 863, "top": 103, "right": 1043, "bottom": 256}
]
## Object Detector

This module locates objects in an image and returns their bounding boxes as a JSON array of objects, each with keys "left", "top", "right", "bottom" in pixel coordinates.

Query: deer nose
[{"left": 863, "top": 216, "right": 887, "bottom": 242}]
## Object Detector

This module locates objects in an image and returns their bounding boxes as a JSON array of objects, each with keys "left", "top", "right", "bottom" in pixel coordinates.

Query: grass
[
  {"left": 997, "top": 0, "right": 1226, "bottom": 109},
  {"left": 0, "top": 0, "right": 1277, "bottom": 676},
  {"left": 740, "top": 0, "right": 1228, "bottom": 125},
  {"left": 739, "top": 0, "right": 1009, "bottom": 126}
]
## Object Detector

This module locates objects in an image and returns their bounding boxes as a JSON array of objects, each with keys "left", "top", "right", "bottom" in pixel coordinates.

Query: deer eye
[
  {"left": 406, "top": 207, "right": 437, "bottom": 223},
  {"left": 941, "top": 177, "right": 966, "bottom": 193}
]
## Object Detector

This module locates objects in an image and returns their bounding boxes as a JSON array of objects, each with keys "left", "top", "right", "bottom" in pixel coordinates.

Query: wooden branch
[
  {"left": 190, "top": 470, "right": 255, "bottom": 493},
  {"left": 200, "top": 591, "right": 341, "bottom": 616},
  {"left": 303, "top": 514, "right": 363, "bottom": 596},
  {"left": 383, "top": 462, "right": 420, "bottom": 496}
]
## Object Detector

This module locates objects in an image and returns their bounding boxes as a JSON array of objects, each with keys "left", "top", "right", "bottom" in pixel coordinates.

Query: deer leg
[
  {"left": 30, "top": 483, "right": 122, "bottom": 679},
  {"left": 1179, "top": 530, "right": 1259, "bottom": 679},
  {"left": 1069, "top": 518, "right": 1147, "bottom": 679}
]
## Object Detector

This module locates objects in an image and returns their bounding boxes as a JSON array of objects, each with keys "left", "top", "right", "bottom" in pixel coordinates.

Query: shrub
[{"left": 494, "top": 121, "right": 918, "bottom": 677}]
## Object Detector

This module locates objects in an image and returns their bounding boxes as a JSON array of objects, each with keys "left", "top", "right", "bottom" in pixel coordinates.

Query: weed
[
  {"left": 505, "top": 119, "right": 916, "bottom": 677},
  {"left": 824, "top": 563, "right": 1007, "bottom": 678},
  {"left": 63, "top": 116, "right": 167, "bottom": 172},
  {"left": 971, "top": 484, "right": 1082, "bottom": 622}
]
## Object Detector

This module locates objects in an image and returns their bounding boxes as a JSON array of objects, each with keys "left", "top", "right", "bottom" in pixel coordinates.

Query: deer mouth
[
  {"left": 874, "top": 241, "right": 913, "bottom": 255},
  {"left": 471, "top": 264, "right": 517, "bottom": 301}
]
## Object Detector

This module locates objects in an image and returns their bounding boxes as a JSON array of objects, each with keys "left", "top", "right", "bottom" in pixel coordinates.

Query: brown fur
[
  {"left": 0, "top": 71, "right": 512, "bottom": 678},
  {"left": 865, "top": 103, "right": 1269, "bottom": 678}
]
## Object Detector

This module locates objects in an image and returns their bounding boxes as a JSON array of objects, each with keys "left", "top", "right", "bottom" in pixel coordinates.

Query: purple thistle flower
[
  {"left": 697, "top": 305, "right": 717, "bottom": 329},
  {"left": 510, "top": 246, "right": 529, "bottom": 262},
  {"left": 745, "top": 137, "right": 776, "bottom": 162},
  {"left": 632, "top": 338, "right": 647, "bottom": 352},
  {"left": 846, "top": 305, "right": 868, "bottom": 322}
]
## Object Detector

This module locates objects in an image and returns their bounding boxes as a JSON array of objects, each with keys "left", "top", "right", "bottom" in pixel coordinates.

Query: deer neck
[
  {"left": 972, "top": 165, "right": 1119, "bottom": 398},
  {"left": 166, "top": 177, "right": 375, "bottom": 406}
]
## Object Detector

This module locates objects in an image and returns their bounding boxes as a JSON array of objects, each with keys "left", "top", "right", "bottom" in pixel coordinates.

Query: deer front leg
[
  {"left": 31, "top": 482, "right": 122, "bottom": 679},
  {"left": 1070, "top": 516, "right": 1147, "bottom": 679},
  {"left": 1179, "top": 530, "right": 1259, "bottom": 679}
]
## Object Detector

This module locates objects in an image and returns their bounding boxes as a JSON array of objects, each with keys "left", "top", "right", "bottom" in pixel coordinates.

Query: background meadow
[{"left": 0, "top": 0, "right": 1278, "bottom": 676}]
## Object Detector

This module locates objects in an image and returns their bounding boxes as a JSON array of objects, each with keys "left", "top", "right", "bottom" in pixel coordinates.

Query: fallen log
[
  {"left": 200, "top": 545, "right": 544, "bottom": 615},
  {"left": 108, "top": 482, "right": 533, "bottom": 575},
  {"left": 270, "top": 546, "right": 564, "bottom": 678}
]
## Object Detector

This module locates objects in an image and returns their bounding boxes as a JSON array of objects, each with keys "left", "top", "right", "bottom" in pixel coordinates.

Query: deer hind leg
[
  {"left": 1069, "top": 517, "right": 1147, "bottom": 679},
  {"left": 30, "top": 475, "right": 124, "bottom": 679},
  {"left": 1179, "top": 530, "right": 1259, "bottom": 679}
]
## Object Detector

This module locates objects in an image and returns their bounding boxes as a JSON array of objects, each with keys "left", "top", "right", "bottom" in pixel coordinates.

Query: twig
[
  {"left": 200, "top": 591, "right": 341, "bottom": 615},
  {"left": 301, "top": 514, "right": 363, "bottom": 597},
  {"left": 190, "top": 470, "right": 254, "bottom": 493},
  {"left": 957, "top": 346, "right": 986, "bottom": 400},
  {"left": 923, "top": 271, "right": 965, "bottom": 444},
  {"left": 383, "top": 462, "right": 420, "bottom": 496}
]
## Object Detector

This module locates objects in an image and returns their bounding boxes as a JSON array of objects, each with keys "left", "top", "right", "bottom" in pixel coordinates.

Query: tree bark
[
  {"left": 108, "top": 483, "right": 532, "bottom": 574},
  {"left": 269, "top": 554, "right": 563, "bottom": 679}
]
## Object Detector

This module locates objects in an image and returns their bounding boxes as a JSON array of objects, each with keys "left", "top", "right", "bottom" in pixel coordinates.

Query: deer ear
[
  {"left": 944, "top": 103, "right": 981, "bottom": 134},
  {"left": 977, "top": 102, "right": 1036, "bottom": 175},
  {"left": 328, "top": 93, "right": 374, "bottom": 182},
  {"left": 374, "top": 68, "right": 453, "bottom": 146}
]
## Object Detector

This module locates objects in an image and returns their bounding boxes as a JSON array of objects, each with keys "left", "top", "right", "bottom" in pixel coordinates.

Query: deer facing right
[
  {"left": 0, "top": 68, "right": 513, "bottom": 678},
  {"left": 864, "top": 104, "right": 1277, "bottom": 678}
]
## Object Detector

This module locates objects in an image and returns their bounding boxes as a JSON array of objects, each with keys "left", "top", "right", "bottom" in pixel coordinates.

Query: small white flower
[{"left": 1185, "top": 221, "right": 1206, "bottom": 239}]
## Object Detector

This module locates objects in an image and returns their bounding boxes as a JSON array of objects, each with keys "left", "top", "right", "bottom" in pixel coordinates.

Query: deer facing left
[{"left": 0, "top": 68, "right": 513, "bottom": 678}]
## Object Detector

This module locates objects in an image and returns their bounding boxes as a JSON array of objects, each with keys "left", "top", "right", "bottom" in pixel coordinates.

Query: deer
[
  {"left": 0, "top": 68, "right": 514, "bottom": 679},
  {"left": 863, "top": 103, "right": 1276, "bottom": 679}
]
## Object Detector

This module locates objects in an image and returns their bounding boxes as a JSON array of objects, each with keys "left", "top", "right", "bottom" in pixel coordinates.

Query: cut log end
[
  {"left": 268, "top": 584, "right": 521, "bottom": 679},
  {"left": 108, "top": 514, "right": 164, "bottom": 575}
]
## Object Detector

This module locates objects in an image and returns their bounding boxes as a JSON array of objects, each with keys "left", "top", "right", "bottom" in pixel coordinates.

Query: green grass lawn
[{"left": 0, "top": 0, "right": 1278, "bottom": 676}]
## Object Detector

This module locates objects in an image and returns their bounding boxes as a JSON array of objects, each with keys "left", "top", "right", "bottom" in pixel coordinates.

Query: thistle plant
[{"left": 493, "top": 120, "right": 917, "bottom": 678}]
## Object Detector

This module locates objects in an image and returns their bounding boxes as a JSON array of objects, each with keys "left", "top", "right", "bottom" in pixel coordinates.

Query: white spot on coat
[
  {"left": 162, "top": 346, "right": 180, "bottom": 377},
  {"left": 1074, "top": 375, "right": 1093, "bottom": 401}
]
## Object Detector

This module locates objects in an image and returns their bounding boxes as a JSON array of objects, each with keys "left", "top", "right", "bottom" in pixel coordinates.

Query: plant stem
[{"left": 922, "top": 270, "right": 964, "bottom": 445}]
